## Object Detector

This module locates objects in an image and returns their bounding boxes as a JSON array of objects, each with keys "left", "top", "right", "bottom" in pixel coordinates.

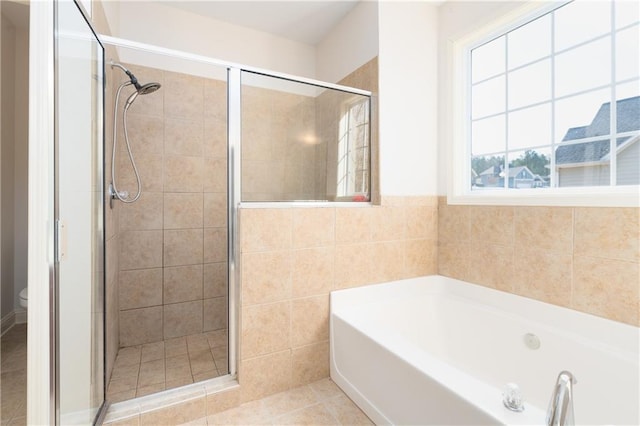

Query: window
[
  {"left": 337, "top": 97, "right": 370, "bottom": 199},
  {"left": 467, "top": 0, "right": 639, "bottom": 195}
]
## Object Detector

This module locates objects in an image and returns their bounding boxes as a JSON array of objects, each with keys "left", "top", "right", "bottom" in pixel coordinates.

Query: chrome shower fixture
[{"left": 109, "top": 60, "right": 162, "bottom": 207}]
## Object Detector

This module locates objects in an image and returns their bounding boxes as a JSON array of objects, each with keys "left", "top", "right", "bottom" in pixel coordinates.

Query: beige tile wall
[
  {"left": 438, "top": 197, "right": 640, "bottom": 326},
  {"left": 115, "top": 64, "right": 229, "bottom": 348},
  {"left": 237, "top": 195, "right": 439, "bottom": 403}
]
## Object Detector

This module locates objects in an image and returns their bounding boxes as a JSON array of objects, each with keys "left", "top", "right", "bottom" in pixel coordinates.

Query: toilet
[{"left": 19, "top": 288, "right": 27, "bottom": 309}]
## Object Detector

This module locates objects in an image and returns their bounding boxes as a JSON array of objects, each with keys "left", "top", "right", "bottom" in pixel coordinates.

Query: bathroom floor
[
  {"left": 203, "top": 378, "right": 373, "bottom": 426},
  {"left": 107, "top": 329, "right": 228, "bottom": 402},
  {"left": 0, "top": 323, "right": 27, "bottom": 425}
]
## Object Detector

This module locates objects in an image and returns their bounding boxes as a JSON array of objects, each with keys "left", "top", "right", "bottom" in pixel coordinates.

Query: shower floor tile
[
  {"left": 107, "top": 329, "right": 228, "bottom": 403},
  {"left": 0, "top": 323, "right": 27, "bottom": 425}
]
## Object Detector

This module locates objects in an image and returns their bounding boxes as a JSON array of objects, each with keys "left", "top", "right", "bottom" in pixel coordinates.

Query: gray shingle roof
[{"left": 555, "top": 96, "right": 639, "bottom": 165}]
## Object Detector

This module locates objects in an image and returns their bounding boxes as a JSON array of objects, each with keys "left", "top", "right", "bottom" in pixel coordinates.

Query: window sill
[{"left": 448, "top": 186, "right": 640, "bottom": 207}]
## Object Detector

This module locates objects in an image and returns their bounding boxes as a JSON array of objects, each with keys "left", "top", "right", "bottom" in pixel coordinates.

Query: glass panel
[
  {"left": 554, "top": 0, "right": 611, "bottom": 51},
  {"left": 508, "top": 104, "right": 552, "bottom": 150},
  {"left": 555, "top": 88, "right": 611, "bottom": 142},
  {"left": 508, "top": 59, "right": 551, "bottom": 109},
  {"left": 471, "top": 115, "right": 505, "bottom": 155},
  {"left": 616, "top": 25, "right": 640, "bottom": 82},
  {"left": 471, "top": 155, "right": 505, "bottom": 190},
  {"left": 241, "top": 71, "right": 371, "bottom": 202},
  {"left": 103, "top": 43, "right": 230, "bottom": 401},
  {"left": 507, "top": 13, "right": 551, "bottom": 69},
  {"left": 617, "top": 81, "right": 640, "bottom": 132},
  {"left": 615, "top": 0, "right": 639, "bottom": 29},
  {"left": 471, "top": 36, "right": 505, "bottom": 83},
  {"left": 56, "top": 0, "right": 104, "bottom": 422},
  {"left": 471, "top": 76, "right": 505, "bottom": 119},
  {"left": 616, "top": 82, "right": 640, "bottom": 186},
  {"left": 555, "top": 140, "right": 611, "bottom": 187},
  {"left": 508, "top": 148, "right": 551, "bottom": 188},
  {"left": 555, "top": 37, "right": 611, "bottom": 98}
]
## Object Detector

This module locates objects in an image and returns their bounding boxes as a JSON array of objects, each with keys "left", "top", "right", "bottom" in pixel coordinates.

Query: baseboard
[
  {"left": 15, "top": 308, "right": 27, "bottom": 324},
  {"left": 1, "top": 309, "right": 27, "bottom": 336},
  {"left": 1, "top": 311, "right": 16, "bottom": 336}
]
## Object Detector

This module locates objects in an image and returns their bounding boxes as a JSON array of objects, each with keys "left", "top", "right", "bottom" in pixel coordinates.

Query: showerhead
[{"left": 111, "top": 60, "right": 162, "bottom": 109}]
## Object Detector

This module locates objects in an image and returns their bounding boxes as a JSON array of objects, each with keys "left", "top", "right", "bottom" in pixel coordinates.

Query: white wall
[
  {"left": 316, "top": 0, "right": 378, "bottom": 83},
  {"left": 437, "top": 1, "right": 527, "bottom": 195},
  {"left": 377, "top": 1, "right": 439, "bottom": 196},
  {"left": 109, "top": 1, "right": 316, "bottom": 79}
]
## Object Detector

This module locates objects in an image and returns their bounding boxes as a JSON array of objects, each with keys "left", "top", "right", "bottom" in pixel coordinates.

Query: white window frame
[
  {"left": 447, "top": 1, "right": 640, "bottom": 207},
  {"left": 336, "top": 96, "right": 370, "bottom": 200}
]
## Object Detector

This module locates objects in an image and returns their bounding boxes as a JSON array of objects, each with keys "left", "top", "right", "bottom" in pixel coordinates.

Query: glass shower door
[{"left": 55, "top": 0, "right": 105, "bottom": 423}]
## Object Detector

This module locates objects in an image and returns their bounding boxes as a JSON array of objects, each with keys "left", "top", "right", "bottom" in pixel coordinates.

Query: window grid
[
  {"left": 337, "top": 98, "right": 370, "bottom": 197},
  {"left": 469, "top": 0, "right": 640, "bottom": 190}
]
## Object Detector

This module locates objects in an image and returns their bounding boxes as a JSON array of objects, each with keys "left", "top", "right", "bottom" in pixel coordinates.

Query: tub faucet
[{"left": 546, "top": 371, "right": 577, "bottom": 426}]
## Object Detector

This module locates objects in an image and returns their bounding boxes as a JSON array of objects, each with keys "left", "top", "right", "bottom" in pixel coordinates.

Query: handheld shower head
[{"left": 124, "top": 82, "right": 162, "bottom": 110}]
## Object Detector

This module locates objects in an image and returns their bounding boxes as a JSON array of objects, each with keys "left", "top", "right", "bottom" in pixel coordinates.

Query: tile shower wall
[
  {"left": 238, "top": 195, "right": 438, "bottom": 403},
  {"left": 115, "top": 64, "right": 229, "bottom": 347},
  {"left": 438, "top": 198, "right": 640, "bottom": 326}
]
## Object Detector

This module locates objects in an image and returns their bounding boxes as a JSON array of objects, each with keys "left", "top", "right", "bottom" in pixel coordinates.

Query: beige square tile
[
  {"left": 117, "top": 113, "right": 163, "bottom": 157},
  {"left": 139, "top": 396, "right": 206, "bottom": 426},
  {"left": 204, "top": 78, "right": 227, "bottom": 121},
  {"left": 370, "top": 241, "right": 405, "bottom": 283},
  {"left": 259, "top": 385, "right": 319, "bottom": 418},
  {"left": 324, "top": 393, "right": 373, "bottom": 425},
  {"left": 240, "top": 209, "right": 292, "bottom": 252},
  {"left": 405, "top": 239, "right": 437, "bottom": 278},
  {"left": 164, "top": 193, "right": 203, "bottom": 229},
  {"left": 120, "top": 306, "right": 163, "bottom": 347},
  {"left": 119, "top": 230, "right": 163, "bottom": 270},
  {"left": 119, "top": 192, "right": 163, "bottom": 231},
  {"left": 204, "top": 228, "right": 227, "bottom": 263},
  {"left": 572, "top": 256, "right": 639, "bottom": 325},
  {"left": 165, "top": 357, "right": 191, "bottom": 383},
  {"left": 203, "top": 157, "right": 227, "bottom": 193},
  {"left": 136, "top": 383, "right": 165, "bottom": 398},
  {"left": 309, "top": 378, "right": 343, "bottom": 401},
  {"left": 164, "top": 300, "right": 203, "bottom": 339},
  {"left": 193, "top": 369, "right": 221, "bottom": 383},
  {"left": 513, "top": 249, "right": 572, "bottom": 307},
  {"left": 204, "top": 193, "right": 227, "bottom": 228},
  {"left": 114, "top": 345, "right": 142, "bottom": 368},
  {"left": 141, "top": 341, "right": 165, "bottom": 363},
  {"left": 240, "top": 350, "right": 292, "bottom": 403},
  {"left": 165, "top": 118, "right": 203, "bottom": 157},
  {"left": 164, "top": 71, "right": 204, "bottom": 120},
  {"left": 242, "top": 250, "right": 291, "bottom": 305},
  {"left": 438, "top": 202, "right": 470, "bottom": 243},
  {"left": 164, "top": 155, "right": 204, "bottom": 193},
  {"left": 165, "top": 337, "right": 188, "bottom": 358},
  {"left": 164, "top": 229, "right": 203, "bottom": 267},
  {"left": 292, "top": 247, "right": 334, "bottom": 298},
  {"left": 164, "top": 265, "right": 203, "bottom": 304},
  {"left": 291, "top": 208, "right": 335, "bottom": 249},
  {"left": 204, "top": 118, "right": 227, "bottom": 159},
  {"left": 119, "top": 268, "right": 163, "bottom": 310},
  {"left": 206, "top": 329, "right": 228, "bottom": 348},
  {"left": 292, "top": 296, "right": 329, "bottom": 347},
  {"left": 138, "top": 359, "right": 165, "bottom": 387},
  {"left": 406, "top": 205, "right": 437, "bottom": 240},
  {"left": 291, "top": 342, "right": 329, "bottom": 387},
  {"left": 469, "top": 206, "right": 514, "bottom": 246},
  {"left": 187, "top": 333, "right": 211, "bottom": 353},
  {"left": 371, "top": 206, "right": 405, "bottom": 242},
  {"left": 205, "top": 387, "right": 241, "bottom": 417},
  {"left": 107, "top": 389, "right": 137, "bottom": 404},
  {"left": 206, "top": 399, "right": 269, "bottom": 425},
  {"left": 574, "top": 207, "right": 639, "bottom": 262},
  {"left": 466, "top": 243, "right": 514, "bottom": 292},
  {"left": 189, "top": 349, "right": 216, "bottom": 375},
  {"left": 204, "top": 262, "right": 227, "bottom": 298},
  {"left": 334, "top": 243, "right": 372, "bottom": 289},
  {"left": 514, "top": 206, "right": 573, "bottom": 254},
  {"left": 242, "top": 302, "right": 291, "bottom": 359},
  {"left": 272, "top": 403, "right": 337, "bottom": 425},
  {"left": 118, "top": 154, "right": 163, "bottom": 193},
  {"left": 438, "top": 241, "right": 469, "bottom": 281},
  {"left": 166, "top": 376, "right": 195, "bottom": 390},
  {"left": 204, "top": 297, "right": 228, "bottom": 331},
  {"left": 335, "top": 207, "right": 372, "bottom": 244}
]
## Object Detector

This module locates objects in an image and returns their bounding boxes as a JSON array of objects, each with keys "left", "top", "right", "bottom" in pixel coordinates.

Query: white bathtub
[{"left": 330, "top": 275, "right": 639, "bottom": 425}]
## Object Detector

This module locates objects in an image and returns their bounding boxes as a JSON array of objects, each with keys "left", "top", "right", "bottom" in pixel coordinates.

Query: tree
[
  {"left": 509, "top": 150, "right": 549, "bottom": 176},
  {"left": 471, "top": 155, "right": 504, "bottom": 176}
]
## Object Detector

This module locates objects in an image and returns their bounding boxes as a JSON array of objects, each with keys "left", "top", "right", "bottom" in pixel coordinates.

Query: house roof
[
  {"left": 555, "top": 96, "right": 640, "bottom": 165},
  {"left": 479, "top": 165, "right": 534, "bottom": 177}
]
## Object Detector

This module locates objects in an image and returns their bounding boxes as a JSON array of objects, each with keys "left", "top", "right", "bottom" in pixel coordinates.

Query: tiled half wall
[{"left": 438, "top": 198, "right": 640, "bottom": 326}]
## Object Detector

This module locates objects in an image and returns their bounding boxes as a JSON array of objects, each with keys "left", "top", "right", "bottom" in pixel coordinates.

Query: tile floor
[
  {"left": 108, "top": 329, "right": 228, "bottom": 403},
  {"left": 0, "top": 323, "right": 27, "bottom": 425},
  {"left": 190, "top": 378, "right": 372, "bottom": 426}
]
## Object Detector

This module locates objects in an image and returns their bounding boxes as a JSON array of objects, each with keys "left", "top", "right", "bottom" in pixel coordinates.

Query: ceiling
[{"left": 161, "top": 1, "right": 360, "bottom": 45}]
